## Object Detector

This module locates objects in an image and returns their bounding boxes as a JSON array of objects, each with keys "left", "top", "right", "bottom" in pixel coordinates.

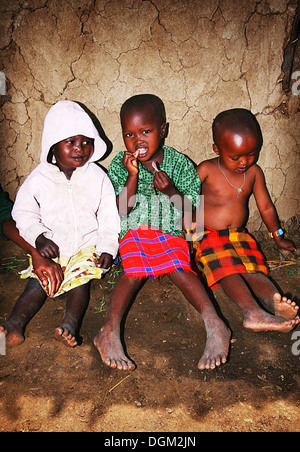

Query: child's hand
[
  {"left": 122, "top": 151, "right": 139, "bottom": 176},
  {"left": 275, "top": 236, "right": 296, "bottom": 252},
  {"left": 95, "top": 252, "right": 113, "bottom": 270},
  {"left": 31, "top": 249, "right": 64, "bottom": 296},
  {"left": 152, "top": 171, "right": 174, "bottom": 196},
  {"left": 35, "top": 234, "right": 60, "bottom": 259}
]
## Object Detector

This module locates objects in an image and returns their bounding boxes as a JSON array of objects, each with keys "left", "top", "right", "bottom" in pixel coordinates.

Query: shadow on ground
[{"left": 0, "top": 231, "right": 299, "bottom": 432}]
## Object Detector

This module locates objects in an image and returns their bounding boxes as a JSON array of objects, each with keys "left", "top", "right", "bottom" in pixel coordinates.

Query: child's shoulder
[
  {"left": 109, "top": 151, "right": 125, "bottom": 168},
  {"left": 248, "top": 163, "right": 266, "bottom": 185},
  {"left": 88, "top": 162, "right": 110, "bottom": 178},
  {"left": 241, "top": 163, "right": 264, "bottom": 181},
  {"left": 163, "top": 145, "right": 196, "bottom": 169},
  {"left": 250, "top": 163, "right": 263, "bottom": 174},
  {"left": 196, "top": 157, "right": 218, "bottom": 179},
  {"left": 197, "top": 157, "right": 218, "bottom": 168},
  {"left": 163, "top": 145, "right": 188, "bottom": 159},
  {"left": 22, "top": 163, "right": 46, "bottom": 184},
  {"left": 163, "top": 145, "right": 181, "bottom": 161},
  {"left": 112, "top": 150, "right": 125, "bottom": 159}
]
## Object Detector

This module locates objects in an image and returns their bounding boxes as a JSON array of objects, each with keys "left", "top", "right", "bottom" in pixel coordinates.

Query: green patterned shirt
[{"left": 108, "top": 146, "right": 201, "bottom": 239}]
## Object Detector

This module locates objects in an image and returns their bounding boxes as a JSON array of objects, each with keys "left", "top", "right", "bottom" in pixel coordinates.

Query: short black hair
[
  {"left": 120, "top": 94, "right": 166, "bottom": 126},
  {"left": 212, "top": 108, "right": 259, "bottom": 147}
]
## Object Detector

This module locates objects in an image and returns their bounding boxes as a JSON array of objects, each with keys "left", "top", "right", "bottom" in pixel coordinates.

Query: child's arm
[
  {"left": 253, "top": 166, "right": 296, "bottom": 252},
  {"left": 12, "top": 179, "right": 51, "bottom": 249},
  {"left": 95, "top": 174, "right": 120, "bottom": 260},
  {"left": 196, "top": 161, "right": 209, "bottom": 184},
  {"left": 2, "top": 219, "right": 63, "bottom": 296},
  {"left": 117, "top": 151, "right": 139, "bottom": 216},
  {"left": 35, "top": 234, "right": 60, "bottom": 259}
]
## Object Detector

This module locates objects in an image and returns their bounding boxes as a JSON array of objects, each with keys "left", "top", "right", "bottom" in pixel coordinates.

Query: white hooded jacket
[{"left": 12, "top": 101, "right": 120, "bottom": 258}]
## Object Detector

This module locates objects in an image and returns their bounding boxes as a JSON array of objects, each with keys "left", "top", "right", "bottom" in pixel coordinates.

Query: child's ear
[
  {"left": 212, "top": 144, "right": 220, "bottom": 155},
  {"left": 161, "top": 122, "right": 168, "bottom": 139}
]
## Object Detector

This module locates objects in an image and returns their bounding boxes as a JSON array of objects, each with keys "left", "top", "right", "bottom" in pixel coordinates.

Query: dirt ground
[{"left": 0, "top": 228, "right": 299, "bottom": 433}]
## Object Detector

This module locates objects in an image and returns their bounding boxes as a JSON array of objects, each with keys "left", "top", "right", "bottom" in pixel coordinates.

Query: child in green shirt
[{"left": 94, "top": 94, "right": 231, "bottom": 372}]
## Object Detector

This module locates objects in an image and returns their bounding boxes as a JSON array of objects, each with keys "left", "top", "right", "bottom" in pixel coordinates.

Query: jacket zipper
[{"left": 67, "top": 180, "right": 78, "bottom": 255}]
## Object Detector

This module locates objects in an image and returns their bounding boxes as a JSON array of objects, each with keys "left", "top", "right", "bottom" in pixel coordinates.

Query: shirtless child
[{"left": 193, "top": 108, "right": 299, "bottom": 332}]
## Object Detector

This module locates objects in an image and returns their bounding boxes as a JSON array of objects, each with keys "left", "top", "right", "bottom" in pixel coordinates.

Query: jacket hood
[{"left": 41, "top": 101, "right": 107, "bottom": 164}]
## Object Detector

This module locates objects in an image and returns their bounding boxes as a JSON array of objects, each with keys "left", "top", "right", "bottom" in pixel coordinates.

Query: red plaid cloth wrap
[
  {"left": 119, "top": 226, "right": 194, "bottom": 279},
  {"left": 193, "top": 227, "right": 269, "bottom": 289}
]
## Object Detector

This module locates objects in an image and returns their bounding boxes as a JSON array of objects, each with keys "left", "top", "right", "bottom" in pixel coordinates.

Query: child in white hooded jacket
[{"left": 0, "top": 101, "right": 120, "bottom": 348}]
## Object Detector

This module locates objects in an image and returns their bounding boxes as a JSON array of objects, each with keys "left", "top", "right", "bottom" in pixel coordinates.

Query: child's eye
[
  {"left": 125, "top": 133, "right": 133, "bottom": 138},
  {"left": 231, "top": 156, "right": 240, "bottom": 161},
  {"left": 143, "top": 130, "right": 151, "bottom": 134}
]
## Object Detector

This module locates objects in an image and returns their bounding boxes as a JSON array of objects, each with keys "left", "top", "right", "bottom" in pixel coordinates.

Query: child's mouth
[
  {"left": 136, "top": 148, "right": 148, "bottom": 158},
  {"left": 73, "top": 156, "right": 84, "bottom": 161},
  {"left": 72, "top": 156, "right": 86, "bottom": 164}
]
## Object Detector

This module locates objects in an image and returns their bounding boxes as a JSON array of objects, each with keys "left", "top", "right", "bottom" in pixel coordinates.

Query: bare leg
[
  {"left": 220, "top": 274, "right": 299, "bottom": 332},
  {"left": 94, "top": 273, "right": 144, "bottom": 370},
  {"left": 0, "top": 279, "right": 47, "bottom": 346},
  {"left": 55, "top": 282, "right": 91, "bottom": 348},
  {"left": 168, "top": 271, "right": 231, "bottom": 370},
  {"left": 242, "top": 272, "right": 299, "bottom": 320}
]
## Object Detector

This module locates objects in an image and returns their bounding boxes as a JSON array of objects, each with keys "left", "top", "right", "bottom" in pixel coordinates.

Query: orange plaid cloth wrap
[
  {"left": 119, "top": 226, "right": 194, "bottom": 279},
  {"left": 193, "top": 227, "right": 268, "bottom": 289}
]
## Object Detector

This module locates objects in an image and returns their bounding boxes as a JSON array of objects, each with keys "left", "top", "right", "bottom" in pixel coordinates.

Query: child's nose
[
  {"left": 137, "top": 133, "right": 145, "bottom": 143},
  {"left": 74, "top": 142, "right": 83, "bottom": 153},
  {"left": 239, "top": 157, "right": 248, "bottom": 167}
]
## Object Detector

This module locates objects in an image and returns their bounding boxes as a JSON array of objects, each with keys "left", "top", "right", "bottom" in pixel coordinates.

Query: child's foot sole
[{"left": 273, "top": 293, "right": 299, "bottom": 320}]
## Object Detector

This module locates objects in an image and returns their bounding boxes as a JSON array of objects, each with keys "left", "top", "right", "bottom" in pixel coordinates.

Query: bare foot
[
  {"left": 55, "top": 327, "right": 78, "bottom": 348},
  {"left": 198, "top": 321, "right": 231, "bottom": 370},
  {"left": 273, "top": 293, "right": 299, "bottom": 320},
  {"left": 0, "top": 323, "right": 25, "bottom": 347},
  {"left": 94, "top": 325, "right": 136, "bottom": 371},
  {"left": 243, "top": 309, "right": 300, "bottom": 332}
]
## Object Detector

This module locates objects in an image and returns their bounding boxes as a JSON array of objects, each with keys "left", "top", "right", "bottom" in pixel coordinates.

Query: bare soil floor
[{"left": 0, "top": 230, "right": 299, "bottom": 433}]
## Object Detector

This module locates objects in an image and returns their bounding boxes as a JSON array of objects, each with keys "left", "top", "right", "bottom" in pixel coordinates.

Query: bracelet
[{"left": 269, "top": 228, "right": 284, "bottom": 239}]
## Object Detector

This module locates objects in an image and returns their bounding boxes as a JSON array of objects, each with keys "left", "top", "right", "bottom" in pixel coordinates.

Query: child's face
[
  {"left": 213, "top": 130, "right": 259, "bottom": 174},
  {"left": 121, "top": 108, "right": 166, "bottom": 162},
  {"left": 52, "top": 135, "right": 94, "bottom": 177}
]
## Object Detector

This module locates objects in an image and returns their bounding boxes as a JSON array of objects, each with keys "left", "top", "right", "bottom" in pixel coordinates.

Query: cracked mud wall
[{"left": 0, "top": 0, "right": 299, "bottom": 230}]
